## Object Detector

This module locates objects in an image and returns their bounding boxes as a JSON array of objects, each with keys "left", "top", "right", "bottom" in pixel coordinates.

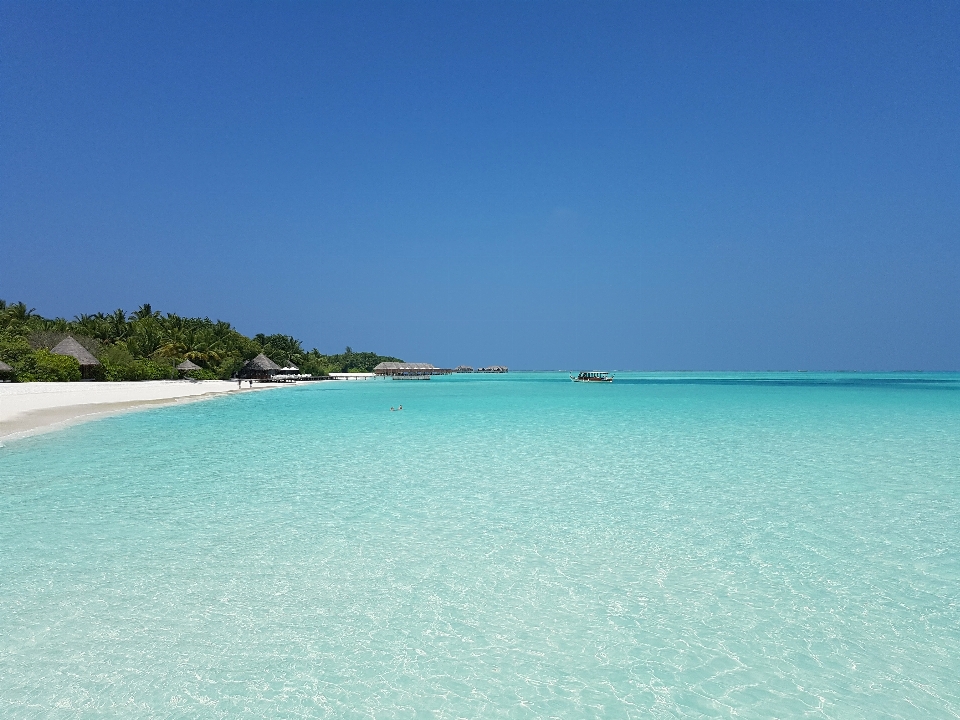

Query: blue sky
[{"left": 2, "top": 1, "right": 958, "bottom": 369}]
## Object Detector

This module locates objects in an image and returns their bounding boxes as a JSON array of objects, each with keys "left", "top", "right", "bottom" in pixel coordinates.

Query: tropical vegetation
[{"left": 0, "top": 300, "right": 401, "bottom": 382}]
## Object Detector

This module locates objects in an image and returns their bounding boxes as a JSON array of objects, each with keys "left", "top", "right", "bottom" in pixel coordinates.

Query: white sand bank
[{"left": 0, "top": 380, "right": 273, "bottom": 441}]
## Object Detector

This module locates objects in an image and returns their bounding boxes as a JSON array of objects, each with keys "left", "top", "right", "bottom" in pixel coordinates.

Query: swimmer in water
[{"left": 398, "top": 405, "right": 403, "bottom": 410}]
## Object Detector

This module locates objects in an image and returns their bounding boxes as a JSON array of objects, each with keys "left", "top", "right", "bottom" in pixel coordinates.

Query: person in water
[{"left": 398, "top": 405, "right": 402, "bottom": 410}]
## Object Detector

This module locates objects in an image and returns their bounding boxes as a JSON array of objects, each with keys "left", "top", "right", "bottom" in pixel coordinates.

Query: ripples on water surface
[{"left": 2, "top": 373, "right": 959, "bottom": 718}]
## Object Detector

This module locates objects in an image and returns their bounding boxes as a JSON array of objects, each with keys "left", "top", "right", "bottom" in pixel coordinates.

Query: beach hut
[
  {"left": 0, "top": 359, "right": 13, "bottom": 381},
  {"left": 177, "top": 359, "right": 202, "bottom": 376},
  {"left": 50, "top": 336, "right": 101, "bottom": 379},
  {"left": 238, "top": 353, "right": 281, "bottom": 380}
]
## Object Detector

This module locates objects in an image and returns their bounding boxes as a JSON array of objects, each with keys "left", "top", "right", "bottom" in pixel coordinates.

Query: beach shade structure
[
  {"left": 238, "top": 353, "right": 281, "bottom": 380},
  {"left": 50, "top": 336, "right": 101, "bottom": 379},
  {"left": 278, "top": 363, "right": 299, "bottom": 374},
  {"left": 177, "top": 359, "right": 202, "bottom": 376}
]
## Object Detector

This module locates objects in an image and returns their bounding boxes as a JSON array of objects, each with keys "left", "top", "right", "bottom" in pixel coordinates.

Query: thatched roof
[
  {"left": 177, "top": 359, "right": 201, "bottom": 371},
  {"left": 0, "top": 360, "right": 12, "bottom": 372},
  {"left": 50, "top": 336, "right": 100, "bottom": 366},
  {"left": 374, "top": 362, "right": 436, "bottom": 371},
  {"left": 245, "top": 353, "right": 281, "bottom": 371}
]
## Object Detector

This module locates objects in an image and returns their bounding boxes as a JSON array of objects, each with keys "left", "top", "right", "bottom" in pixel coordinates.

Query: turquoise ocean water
[{"left": 2, "top": 373, "right": 959, "bottom": 718}]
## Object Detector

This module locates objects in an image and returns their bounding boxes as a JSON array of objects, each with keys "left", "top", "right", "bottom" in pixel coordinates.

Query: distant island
[{"left": 0, "top": 300, "right": 401, "bottom": 382}]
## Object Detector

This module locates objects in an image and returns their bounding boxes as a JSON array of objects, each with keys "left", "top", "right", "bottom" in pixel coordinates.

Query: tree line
[{"left": 0, "top": 300, "right": 401, "bottom": 382}]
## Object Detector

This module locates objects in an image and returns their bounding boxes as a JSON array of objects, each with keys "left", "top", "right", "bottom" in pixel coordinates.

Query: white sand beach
[{"left": 0, "top": 380, "right": 274, "bottom": 441}]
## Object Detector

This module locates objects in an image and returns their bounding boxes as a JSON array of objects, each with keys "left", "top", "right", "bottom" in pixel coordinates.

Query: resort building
[
  {"left": 454, "top": 366, "right": 474, "bottom": 373},
  {"left": 373, "top": 362, "right": 452, "bottom": 378},
  {"left": 238, "top": 353, "right": 282, "bottom": 380},
  {"left": 476, "top": 365, "right": 508, "bottom": 373},
  {"left": 50, "top": 336, "right": 101, "bottom": 379},
  {"left": 0, "top": 359, "right": 13, "bottom": 381}
]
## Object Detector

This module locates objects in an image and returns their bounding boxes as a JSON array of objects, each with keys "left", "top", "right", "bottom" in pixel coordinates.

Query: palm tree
[
  {"left": 105, "top": 309, "right": 128, "bottom": 342},
  {"left": 127, "top": 318, "right": 163, "bottom": 357},
  {"left": 5, "top": 302, "right": 36, "bottom": 322},
  {"left": 73, "top": 312, "right": 112, "bottom": 342},
  {"left": 130, "top": 304, "right": 160, "bottom": 322},
  {"left": 38, "top": 317, "right": 69, "bottom": 332}
]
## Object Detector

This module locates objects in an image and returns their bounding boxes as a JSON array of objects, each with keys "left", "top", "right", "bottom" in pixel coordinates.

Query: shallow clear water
[{"left": 2, "top": 373, "right": 959, "bottom": 718}]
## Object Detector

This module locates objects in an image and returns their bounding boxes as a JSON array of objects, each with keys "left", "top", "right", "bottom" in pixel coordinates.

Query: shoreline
[{"left": 0, "top": 380, "right": 283, "bottom": 442}]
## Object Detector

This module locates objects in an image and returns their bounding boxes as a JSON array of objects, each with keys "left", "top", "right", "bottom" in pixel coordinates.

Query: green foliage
[
  {"left": 15, "top": 349, "right": 82, "bottom": 382},
  {"left": 102, "top": 358, "right": 177, "bottom": 381},
  {"left": 303, "top": 347, "right": 403, "bottom": 374},
  {"left": 98, "top": 340, "right": 176, "bottom": 380},
  {"left": 98, "top": 343, "right": 135, "bottom": 366},
  {"left": 249, "top": 337, "right": 399, "bottom": 375},
  {"left": 0, "top": 331, "right": 34, "bottom": 367},
  {"left": 253, "top": 333, "right": 305, "bottom": 367},
  {"left": 0, "top": 299, "right": 402, "bottom": 382}
]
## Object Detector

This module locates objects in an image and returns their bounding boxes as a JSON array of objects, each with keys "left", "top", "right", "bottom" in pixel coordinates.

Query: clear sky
[{"left": 2, "top": 1, "right": 958, "bottom": 369}]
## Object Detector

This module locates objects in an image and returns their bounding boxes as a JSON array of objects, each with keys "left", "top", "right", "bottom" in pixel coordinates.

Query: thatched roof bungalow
[
  {"left": 238, "top": 353, "right": 281, "bottom": 379},
  {"left": 50, "top": 336, "right": 100, "bottom": 379},
  {"left": 177, "top": 359, "right": 201, "bottom": 375},
  {"left": 0, "top": 359, "right": 13, "bottom": 381},
  {"left": 373, "top": 362, "right": 452, "bottom": 378}
]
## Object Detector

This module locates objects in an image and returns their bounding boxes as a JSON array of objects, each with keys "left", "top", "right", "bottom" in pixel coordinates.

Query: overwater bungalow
[
  {"left": 476, "top": 365, "right": 508, "bottom": 373},
  {"left": 50, "top": 336, "right": 101, "bottom": 379},
  {"left": 454, "top": 366, "right": 474, "bottom": 373},
  {"left": 373, "top": 362, "right": 453, "bottom": 379},
  {"left": 238, "top": 353, "right": 281, "bottom": 380}
]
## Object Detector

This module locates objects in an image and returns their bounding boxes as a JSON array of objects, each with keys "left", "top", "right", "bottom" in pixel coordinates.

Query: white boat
[{"left": 571, "top": 371, "right": 613, "bottom": 382}]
